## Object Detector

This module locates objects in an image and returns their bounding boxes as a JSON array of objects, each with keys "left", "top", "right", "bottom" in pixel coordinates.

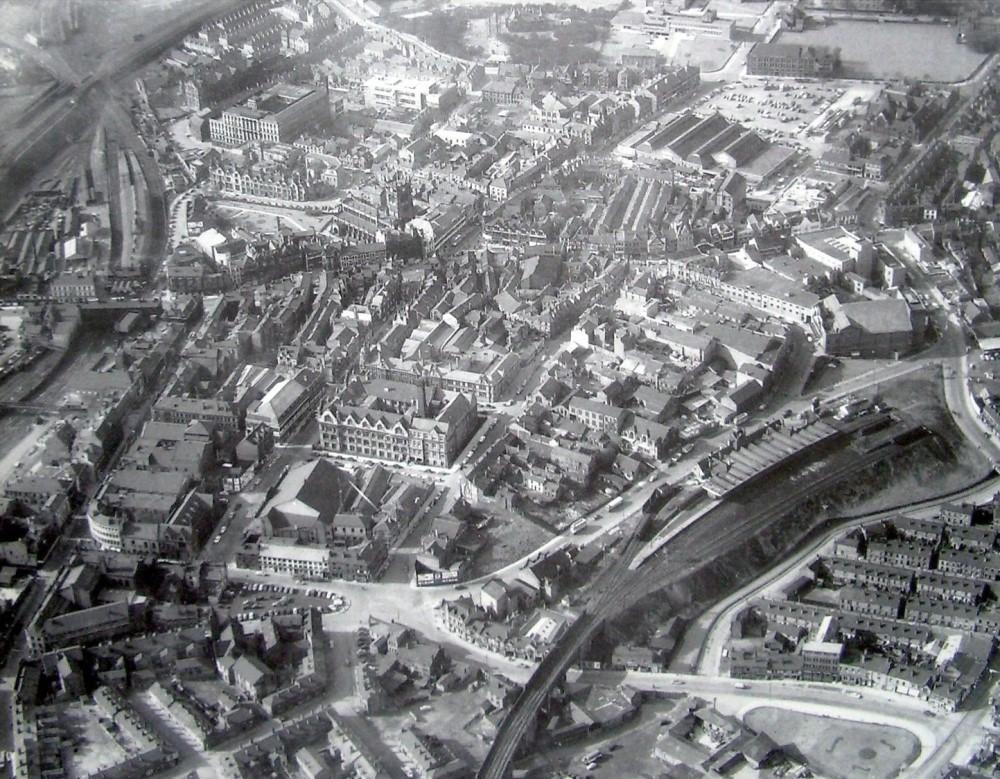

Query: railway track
[
  {"left": 477, "top": 433, "right": 951, "bottom": 778},
  {"left": 477, "top": 529, "right": 647, "bottom": 779}
]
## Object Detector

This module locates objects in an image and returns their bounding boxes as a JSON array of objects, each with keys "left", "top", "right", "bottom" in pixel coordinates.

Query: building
[
  {"left": 795, "top": 227, "right": 874, "bottom": 275},
  {"left": 839, "top": 586, "right": 903, "bottom": 619},
  {"left": 615, "top": 8, "right": 733, "bottom": 39},
  {"left": 253, "top": 459, "right": 387, "bottom": 581},
  {"left": 914, "top": 572, "right": 985, "bottom": 605},
  {"left": 398, "top": 727, "right": 467, "bottom": 779},
  {"left": 747, "top": 42, "right": 839, "bottom": 78},
  {"left": 49, "top": 271, "right": 96, "bottom": 302},
  {"left": 821, "top": 297, "right": 916, "bottom": 358},
  {"left": 318, "top": 392, "right": 477, "bottom": 468},
  {"left": 940, "top": 502, "right": 976, "bottom": 527},
  {"left": 800, "top": 640, "right": 843, "bottom": 682},
  {"left": 208, "top": 83, "right": 329, "bottom": 146},
  {"left": 368, "top": 351, "right": 520, "bottom": 404},
  {"left": 153, "top": 396, "right": 239, "bottom": 432},
  {"left": 866, "top": 539, "right": 933, "bottom": 570},
  {"left": 667, "top": 256, "right": 822, "bottom": 325},
  {"left": 566, "top": 396, "right": 628, "bottom": 434},
  {"left": 481, "top": 79, "right": 522, "bottom": 106},
  {"left": 245, "top": 368, "right": 324, "bottom": 442},
  {"left": 210, "top": 163, "right": 310, "bottom": 202},
  {"left": 363, "top": 75, "right": 458, "bottom": 112},
  {"left": 826, "top": 558, "right": 914, "bottom": 593},
  {"left": 27, "top": 600, "right": 139, "bottom": 655}
]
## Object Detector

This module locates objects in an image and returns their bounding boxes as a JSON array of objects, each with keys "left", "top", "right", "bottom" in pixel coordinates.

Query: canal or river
[{"left": 777, "top": 20, "right": 988, "bottom": 82}]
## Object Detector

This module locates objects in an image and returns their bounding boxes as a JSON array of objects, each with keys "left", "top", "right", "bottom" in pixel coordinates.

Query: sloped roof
[{"left": 264, "top": 459, "right": 352, "bottom": 531}]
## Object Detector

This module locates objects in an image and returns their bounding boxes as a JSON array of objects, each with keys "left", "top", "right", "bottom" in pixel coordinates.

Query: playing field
[
  {"left": 745, "top": 706, "right": 920, "bottom": 779},
  {"left": 777, "top": 21, "right": 987, "bottom": 82}
]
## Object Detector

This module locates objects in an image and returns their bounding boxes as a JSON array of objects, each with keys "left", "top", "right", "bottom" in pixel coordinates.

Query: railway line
[
  {"left": 478, "top": 530, "right": 647, "bottom": 779},
  {"left": 477, "top": 425, "right": 949, "bottom": 778},
  {"left": 0, "top": 0, "right": 246, "bottom": 223}
]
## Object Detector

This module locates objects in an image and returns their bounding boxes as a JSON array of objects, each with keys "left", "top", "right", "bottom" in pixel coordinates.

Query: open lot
[
  {"left": 214, "top": 200, "right": 336, "bottom": 235},
  {"left": 673, "top": 35, "right": 738, "bottom": 72},
  {"left": 838, "top": 367, "right": 994, "bottom": 513},
  {"left": 471, "top": 517, "right": 552, "bottom": 574},
  {"left": 777, "top": 21, "right": 988, "bottom": 83},
  {"left": 744, "top": 706, "right": 920, "bottom": 779}
]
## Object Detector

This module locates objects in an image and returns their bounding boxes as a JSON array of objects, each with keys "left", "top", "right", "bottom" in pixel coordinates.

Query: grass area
[
  {"left": 499, "top": 9, "right": 615, "bottom": 65},
  {"left": 384, "top": 9, "right": 487, "bottom": 60},
  {"left": 469, "top": 509, "right": 554, "bottom": 577},
  {"left": 744, "top": 707, "right": 919, "bottom": 779},
  {"left": 843, "top": 367, "right": 991, "bottom": 514}
]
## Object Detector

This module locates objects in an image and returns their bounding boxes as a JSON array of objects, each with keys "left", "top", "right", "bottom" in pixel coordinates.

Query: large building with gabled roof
[
  {"left": 316, "top": 390, "right": 478, "bottom": 468},
  {"left": 820, "top": 295, "right": 918, "bottom": 357},
  {"left": 253, "top": 459, "right": 387, "bottom": 581}
]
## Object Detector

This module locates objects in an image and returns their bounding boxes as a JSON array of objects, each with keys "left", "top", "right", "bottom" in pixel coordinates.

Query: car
[{"left": 213, "top": 535, "right": 222, "bottom": 544}]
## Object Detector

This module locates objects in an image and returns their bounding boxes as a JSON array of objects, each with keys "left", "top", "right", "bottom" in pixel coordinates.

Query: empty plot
[{"left": 744, "top": 706, "right": 919, "bottom": 779}]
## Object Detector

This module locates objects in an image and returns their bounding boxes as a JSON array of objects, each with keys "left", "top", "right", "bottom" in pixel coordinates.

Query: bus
[{"left": 569, "top": 518, "right": 588, "bottom": 534}]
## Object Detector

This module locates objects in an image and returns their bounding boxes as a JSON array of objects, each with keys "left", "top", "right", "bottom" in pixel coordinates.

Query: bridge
[
  {"left": 477, "top": 529, "right": 646, "bottom": 779},
  {"left": 0, "top": 402, "right": 85, "bottom": 416}
]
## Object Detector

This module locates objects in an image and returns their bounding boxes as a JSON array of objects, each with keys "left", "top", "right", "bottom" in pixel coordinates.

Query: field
[
  {"left": 777, "top": 21, "right": 988, "bottom": 82},
  {"left": 744, "top": 706, "right": 920, "bottom": 779},
  {"left": 673, "top": 36, "right": 737, "bottom": 71}
]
